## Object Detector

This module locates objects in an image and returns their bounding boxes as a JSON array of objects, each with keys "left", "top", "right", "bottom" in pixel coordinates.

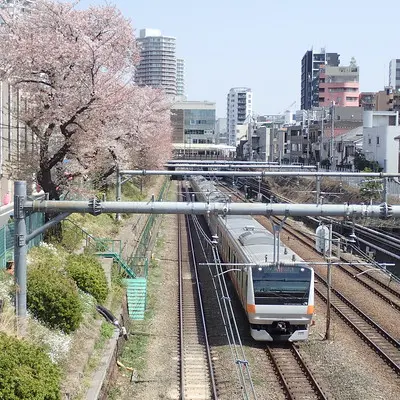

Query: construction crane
[{"left": 280, "top": 101, "right": 296, "bottom": 114}]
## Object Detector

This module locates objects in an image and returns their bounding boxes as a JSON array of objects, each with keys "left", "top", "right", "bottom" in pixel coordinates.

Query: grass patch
[{"left": 118, "top": 219, "right": 167, "bottom": 375}]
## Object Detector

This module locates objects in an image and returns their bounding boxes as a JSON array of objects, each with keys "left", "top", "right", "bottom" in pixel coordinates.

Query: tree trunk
[
  {"left": 37, "top": 165, "right": 60, "bottom": 200},
  {"left": 37, "top": 164, "right": 63, "bottom": 240}
]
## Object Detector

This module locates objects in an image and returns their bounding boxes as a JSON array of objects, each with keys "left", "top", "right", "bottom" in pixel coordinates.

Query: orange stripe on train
[{"left": 247, "top": 304, "right": 256, "bottom": 313}]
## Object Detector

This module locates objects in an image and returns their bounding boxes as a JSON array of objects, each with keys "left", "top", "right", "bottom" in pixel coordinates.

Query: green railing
[
  {"left": 0, "top": 212, "right": 45, "bottom": 269},
  {"left": 127, "top": 178, "right": 170, "bottom": 278},
  {"left": 62, "top": 219, "right": 122, "bottom": 255}
]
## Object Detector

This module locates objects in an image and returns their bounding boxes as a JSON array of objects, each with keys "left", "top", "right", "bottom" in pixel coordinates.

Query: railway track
[
  {"left": 177, "top": 190, "right": 218, "bottom": 399},
  {"left": 218, "top": 182, "right": 400, "bottom": 373},
  {"left": 314, "top": 280, "right": 400, "bottom": 374},
  {"left": 276, "top": 218, "right": 400, "bottom": 313},
  {"left": 266, "top": 344, "right": 327, "bottom": 400},
  {"left": 270, "top": 216, "right": 400, "bottom": 374}
]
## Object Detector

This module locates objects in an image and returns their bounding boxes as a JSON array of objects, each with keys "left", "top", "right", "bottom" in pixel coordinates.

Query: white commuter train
[{"left": 190, "top": 176, "right": 315, "bottom": 342}]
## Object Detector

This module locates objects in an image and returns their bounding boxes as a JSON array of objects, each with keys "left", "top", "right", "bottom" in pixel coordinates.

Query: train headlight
[{"left": 300, "top": 268, "right": 305, "bottom": 272}]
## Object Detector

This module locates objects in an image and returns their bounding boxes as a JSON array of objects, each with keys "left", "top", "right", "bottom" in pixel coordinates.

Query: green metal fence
[
  {"left": 127, "top": 178, "right": 170, "bottom": 278},
  {"left": 0, "top": 212, "right": 45, "bottom": 269},
  {"left": 62, "top": 218, "right": 122, "bottom": 255}
]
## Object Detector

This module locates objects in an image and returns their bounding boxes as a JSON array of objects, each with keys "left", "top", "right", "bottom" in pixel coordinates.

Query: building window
[
  {"left": 389, "top": 115, "right": 397, "bottom": 126},
  {"left": 368, "top": 138, "right": 371, "bottom": 145},
  {"left": 376, "top": 136, "right": 380, "bottom": 145}
]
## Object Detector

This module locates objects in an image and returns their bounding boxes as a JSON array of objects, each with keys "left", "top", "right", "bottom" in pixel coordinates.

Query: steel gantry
[
  {"left": 116, "top": 168, "right": 400, "bottom": 207},
  {"left": 14, "top": 179, "right": 400, "bottom": 328}
]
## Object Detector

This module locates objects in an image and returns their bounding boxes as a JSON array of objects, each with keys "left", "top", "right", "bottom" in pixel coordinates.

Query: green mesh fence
[
  {"left": 0, "top": 212, "right": 45, "bottom": 269},
  {"left": 127, "top": 178, "right": 169, "bottom": 278}
]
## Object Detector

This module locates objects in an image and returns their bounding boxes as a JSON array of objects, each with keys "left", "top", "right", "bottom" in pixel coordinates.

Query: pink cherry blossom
[{"left": 0, "top": 0, "right": 172, "bottom": 199}]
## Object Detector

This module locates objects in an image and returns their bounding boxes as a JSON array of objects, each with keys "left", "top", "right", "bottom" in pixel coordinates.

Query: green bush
[
  {"left": 0, "top": 332, "right": 61, "bottom": 400},
  {"left": 27, "top": 267, "right": 83, "bottom": 334},
  {"left": 59, "top": 222, "right": 83, "bottom": 252},
  {"left": 28, "top": 245, "right": 63, "bottom": 271},
  {"left": 66, "top": 254, "right": 109, "bottom": 303}
]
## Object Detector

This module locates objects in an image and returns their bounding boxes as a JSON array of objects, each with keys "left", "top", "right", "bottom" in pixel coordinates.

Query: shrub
[
  {"left": 27, "top": 267, "right": 83, "bottom": 334},
  {"left": 66, "top": 254, "right": 109, "bottom": 303},
  {"left": 0, "top": 332, "right": 61, "bottom": 400},
  {"left": 59, "top": 222, "right": 83, "bottom": 252},
  {"left": 28, "top": 244, "right": 63, "bottom": 270}
]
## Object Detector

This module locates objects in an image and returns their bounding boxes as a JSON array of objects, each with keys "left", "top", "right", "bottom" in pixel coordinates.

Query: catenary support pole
[
  {"left": 325, "top": 224, "right": 333, "bottom": 340},
  {"left": 14, "top": 181, "right": 27, "bottom": 336},
  {"left": 383, "top": 177, "right": 388, "bottom": 204},
  {"left": 316, "top": 162, "right": 321, "bottom": 204},
  {"left": 116, "top": 166, "right": 122, "bottom": 221}
]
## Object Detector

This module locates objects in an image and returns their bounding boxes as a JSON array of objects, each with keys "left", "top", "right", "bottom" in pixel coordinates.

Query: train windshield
[{"left": 252, "top": 266, "right": 311, "bottom": 305}]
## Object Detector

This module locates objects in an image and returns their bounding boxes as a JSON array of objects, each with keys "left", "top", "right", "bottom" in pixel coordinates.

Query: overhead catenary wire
[{"left": 189, "top": 206, "right": 257, "bottom": 399}]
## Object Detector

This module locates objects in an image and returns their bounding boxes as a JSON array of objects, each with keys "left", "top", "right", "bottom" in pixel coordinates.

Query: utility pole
[
  {"left": 316, "top": 162, "right": 321, "bottom": 204},
  {"left": 14, "top": 181, "right": 27, "bottom": 336},
  {"left": 325, "top": 223, "right": 333, "bottom": 340},
  {"left": 330, "top": 101, "right": 335, "bottom": 171},
  {"left": 306, "top": 111, "right": 310, "bottom": 164},
  {"left": 116, "top": 166, "right": 122, "bottom": 221},
  {"left": 321, "top": 108, "right": 324, "bottom": 167}
]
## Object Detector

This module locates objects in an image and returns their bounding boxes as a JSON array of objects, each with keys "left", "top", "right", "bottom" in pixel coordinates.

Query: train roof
[
  {"left": 221, "top": 214, "right": 307, "bottom": 267},
  {"left": 191, "top": 176, "right": 309, "bottom": 268}
]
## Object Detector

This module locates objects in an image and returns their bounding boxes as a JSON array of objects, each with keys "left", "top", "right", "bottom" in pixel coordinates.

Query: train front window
[{"left": 252, "top": 266, "right": 311, "bottom": 305}]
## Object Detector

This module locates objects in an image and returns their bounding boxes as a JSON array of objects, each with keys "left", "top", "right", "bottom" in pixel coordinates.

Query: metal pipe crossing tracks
[
  {"left": 27, "top": 200, "right": 400, "bottom": 219},
  {"left": 120, "top": 169, "right": 400, "bottom": 178}
]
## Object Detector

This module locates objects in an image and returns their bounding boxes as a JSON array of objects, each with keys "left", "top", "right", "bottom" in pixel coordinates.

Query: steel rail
[
  {"left": 180, "top": 185, "right": 218, "bottom": 399},
  {"left": 266, "top": 344, "right": 328, "bottom": 399},
  {"left": 177, "top": 210, "right": 185, "bottom": 399},
  {"left": 314, "top": 283, "right": 400, "bottom": 374},
  {"left": 276, "top": 215, "right": 400, "bottom": 373}
]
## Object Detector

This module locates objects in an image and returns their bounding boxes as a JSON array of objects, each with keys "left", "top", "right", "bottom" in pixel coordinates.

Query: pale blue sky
[{"left": 78, "top": 0, "right": 399, "bottom": 117}]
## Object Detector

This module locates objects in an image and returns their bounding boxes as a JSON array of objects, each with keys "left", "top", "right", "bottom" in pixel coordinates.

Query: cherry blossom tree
[{"left": 0, "top": 0, "right": 172, "bottom": 199}]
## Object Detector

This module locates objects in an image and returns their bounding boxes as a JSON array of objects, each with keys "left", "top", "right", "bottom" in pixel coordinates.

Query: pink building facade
[{"left": 318, "top": 65, "right": 359, "bottom": 107}]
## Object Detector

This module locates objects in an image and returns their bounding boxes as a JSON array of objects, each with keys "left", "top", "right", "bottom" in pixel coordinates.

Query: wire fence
[
  {"left": 127, "top": 178, "right": 170, "bottom": 278},
  {"left": 0, "top": 212, "right": 45, "bottom": 269}
]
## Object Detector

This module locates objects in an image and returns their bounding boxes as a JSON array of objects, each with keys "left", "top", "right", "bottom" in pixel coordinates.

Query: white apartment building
[
  {"left": 226, "top": 87, "right": 252, "bottom": 147},
  {"left": 363, "top": 110, "right": 400, "bottom": 173},
  {"left": 176, "top": 58, "right": 185, "bottom": 97},
  {"left": 389, "top": 59, "right": 400, "bottom": 91},
  {"left": 135, "top": 29, "right": 177, "bottom": 95}
]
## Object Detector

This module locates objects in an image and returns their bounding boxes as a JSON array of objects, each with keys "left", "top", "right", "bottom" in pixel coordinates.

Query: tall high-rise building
[
  {"left": 176, "top": 58, "right": 185, "bottom": 97},
  {"left": 301, "top": 48, "right": 340, "bottom": 110},
  {"left": 135, "top": 29, "right": 177, "bottom": 95},
  {"left": 389, "top": 59, "right": 400, "bottom": 90},
  {"left": 226, "top": 87, "right": 252, "bottom": 147}
]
